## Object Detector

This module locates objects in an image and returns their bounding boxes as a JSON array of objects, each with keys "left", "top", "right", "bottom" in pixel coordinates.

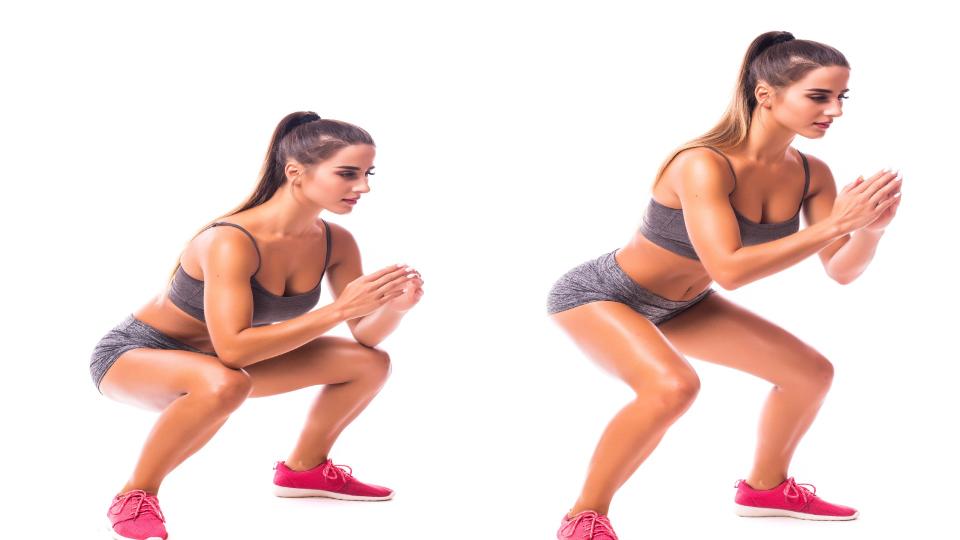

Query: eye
[{"left": 811, "top": 94, "right": 848, "bottom": 103}]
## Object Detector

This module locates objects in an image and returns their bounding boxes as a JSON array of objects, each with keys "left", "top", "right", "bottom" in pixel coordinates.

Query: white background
[{"left": 2, "top": 1, "right": 957, "bottom": 538}]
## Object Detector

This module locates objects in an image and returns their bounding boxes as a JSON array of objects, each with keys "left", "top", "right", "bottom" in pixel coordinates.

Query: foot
[
  {"left": 273, "top": 459, "right": 394, "bottom": 501},
  {"left": 557, "top": 510, "right": 619, "bottom": 539},
  {"left": 734, "top": 477, "right": 859, "bottom": 520},
  {"left": 106, "top": 489, "right": 168, "bottom": 540}
]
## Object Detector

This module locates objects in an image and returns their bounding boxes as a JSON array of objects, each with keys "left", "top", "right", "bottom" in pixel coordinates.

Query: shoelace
[
  {"left": 559, "top": 510, "right": 618, "bottom": 540},
  {"left": 319, "top": 460, "right": 355, "bottom": 484},
  {"left": 109, "top": 489, "right": 166, "bottom": 523},
  {"left": 782, "top": 477, "right": 818, "bottom": 508}
]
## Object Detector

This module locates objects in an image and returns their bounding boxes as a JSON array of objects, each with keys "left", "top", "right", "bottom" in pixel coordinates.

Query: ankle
[
  {"left": 119, "top": 483, "right": 159, "bottom": 496},
  {"left": 745, "top": 474, "right": 787, "bottom": 491},
  {"left": 569, "top": 500, "right": 610, "bottom": 518},
  {"left": 283, "top": 456, "right": 328, "bottom": 472}
]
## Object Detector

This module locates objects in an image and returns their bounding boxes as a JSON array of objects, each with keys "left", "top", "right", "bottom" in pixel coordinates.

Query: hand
[
  {"left": 333, "top": 264, "right": 420, "bottom": 320},
  {"left": 863, "top": 173, "right": 902, "bottom": 232},
  {"left": 383, "top": 266, "right": 424, "bottom": 313},
  {"left": 830, "top": 169, "right": 901, "bottom": 234}
]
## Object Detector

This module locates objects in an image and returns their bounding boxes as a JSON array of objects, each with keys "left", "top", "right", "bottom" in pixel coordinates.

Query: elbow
[
  {"left": 712, "top": 268, "right": 742, "bottom": 291},
  {"left": 353, "top": 334, "right": 381, "bottom": 349},
  {"left": 831, "top": 272, "right": 856, "bottom": 285},
  {"left": 216, "top": 347, "right": 249, "bottom": 369}
]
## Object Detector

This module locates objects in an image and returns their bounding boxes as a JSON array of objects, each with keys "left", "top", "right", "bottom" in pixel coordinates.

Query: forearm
[
  {"left": 825, "top": 229, "right": 885, "bottom": 284},
  {"left": 221, "top": 303, "right": 347, "bottom": 368},
  {"left": 726, "top": 219, "right": 844, "bottom": 289},
  {"left": 352, "top": 306, "right": 406, "bottom": 348}
]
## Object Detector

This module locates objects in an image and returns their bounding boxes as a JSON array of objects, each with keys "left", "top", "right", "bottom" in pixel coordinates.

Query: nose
[
  {"left": 354, "top": 179, "right": 371, "bottom": 194},
  {"left": 825, "top": 99, "right": 843, "bottom": 118}
]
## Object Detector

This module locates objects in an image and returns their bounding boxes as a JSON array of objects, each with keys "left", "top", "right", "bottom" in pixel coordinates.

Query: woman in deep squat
[
  {"left": 90, "top": 111, "right": 424, "bottom": 540},
  {"left": 547, "top": 32, "right": 901, "bottom": 539}
]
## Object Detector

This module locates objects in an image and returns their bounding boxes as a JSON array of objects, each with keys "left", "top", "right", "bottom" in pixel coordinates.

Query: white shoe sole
[
  {"left": 272, "top": 485, "right": 394, "bottom": 501},
  {"left": 106, "top": 520, "right": 166, "bottom": 539},
  {"left": 735, "top": 504, "right": 859, "bottom": 521}
]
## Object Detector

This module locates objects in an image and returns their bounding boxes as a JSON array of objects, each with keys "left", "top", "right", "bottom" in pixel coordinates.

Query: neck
[
  {"left": 246, "top": 184, "right": 323, "bottom": 238},
  {"left": 734, "top": 108, "right": 797, "bottom": 164}
]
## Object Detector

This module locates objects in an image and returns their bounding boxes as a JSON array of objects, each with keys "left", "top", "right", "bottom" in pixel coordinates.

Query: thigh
[
  {"left": 245, "top": 336, "right": 390, "bottom": 398},
  {"left": 100, "top": 348, "right": 247, "bottom": 411},
  {"left": 657, "top": 292, "right": 831, "bottom": 386},
  {"left": 551, "top": 301, "right": 698, "bottom": 391}
]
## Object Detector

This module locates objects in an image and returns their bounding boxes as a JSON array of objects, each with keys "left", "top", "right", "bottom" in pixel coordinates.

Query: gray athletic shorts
[
  {"left": 546, "top": 249, "right": 715, "bottom": 325},
  {"left": 89, "top": 314, "right": 215, "bottom": 394}
]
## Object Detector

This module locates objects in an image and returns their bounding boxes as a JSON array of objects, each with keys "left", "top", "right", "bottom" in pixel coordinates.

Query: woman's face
[
  {"left": 293, "top": 144, "right": 376, "bottom": 214},
  {"left": 766, "top": 65, "right": 850, "bottom": 139}
]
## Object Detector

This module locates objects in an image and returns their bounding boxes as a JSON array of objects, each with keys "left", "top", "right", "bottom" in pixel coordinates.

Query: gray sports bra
[
  {"left": 638, "top": 146, "right": 810, "bottom": 261},
  {"left": 168, "top": 220, "right": 331, "bottom": 326}
]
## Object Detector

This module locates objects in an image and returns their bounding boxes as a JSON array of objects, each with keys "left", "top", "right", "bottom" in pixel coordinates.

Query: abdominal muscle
[
  {"left": 615, "top": 231, "right": 715, "bottom": 302},
  {"left": 130, "top": 292, "right": 218, "bottom": 354}
]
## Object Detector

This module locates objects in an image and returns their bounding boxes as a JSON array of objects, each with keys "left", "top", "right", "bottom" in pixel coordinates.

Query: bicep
[
  {"left": 199, "top": 231, "right": 259, "bottom": 360},
  {"left": 325, "top": 224, "right": 364, "bottom": 333},
  {"left": 801, "top": 156, "right": 850, "bottom": 268},
  {"left": 674, "top": 150, "right": 742, "bottom": 287}
]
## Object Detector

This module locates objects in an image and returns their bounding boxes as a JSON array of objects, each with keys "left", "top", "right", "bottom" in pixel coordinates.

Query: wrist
[{"left": 857, "top": 227, "right": 886, "bottom": 239}]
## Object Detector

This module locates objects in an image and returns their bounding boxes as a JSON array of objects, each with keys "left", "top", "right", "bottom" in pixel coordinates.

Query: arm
[
  {"left": 801, "top": 155, "right": 897, "bottom": 284},
  {"left": 325, "top": 223, "right": 422, "bottom": 348},
  {"left": 676, "top": 148, "right": 845, "bottom": 290},
  {"left": 201, "top": 227, "right": 348, "bottom": 369}
]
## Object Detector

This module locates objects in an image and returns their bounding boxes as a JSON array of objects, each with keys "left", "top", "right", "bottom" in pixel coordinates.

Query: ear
[
  {"left": 284, "top": 160, "right": 305, "bottom": 183},
  {"left": 754, "top": 81, "right": 774, "bottom": 108}
]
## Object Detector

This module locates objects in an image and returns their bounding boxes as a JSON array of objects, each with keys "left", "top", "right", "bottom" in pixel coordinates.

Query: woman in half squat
[
  {"left": 90, "top": 112, "right": 424, "bottom": 540},
  {"left": 547, "top": 32, "right": 901, "bottom": 539}
]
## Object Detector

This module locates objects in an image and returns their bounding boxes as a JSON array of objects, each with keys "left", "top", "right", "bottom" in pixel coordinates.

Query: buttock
[
  {"left": 89, "top": 314, "right": 216, "bottom": 394},
  {"left": 546, "top": 249, "right": 715, "bottom": 325}
]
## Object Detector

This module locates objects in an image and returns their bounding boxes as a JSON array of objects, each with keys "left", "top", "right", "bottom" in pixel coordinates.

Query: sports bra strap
[
  {"left": 319, "top": 219, "right": 332, "bottom": 278},
  {"left": 206, "top": 222, "right": 263, "bottom": 275},
  {"left": 797, "top": 150, "right": 811, "bottom": 200}
]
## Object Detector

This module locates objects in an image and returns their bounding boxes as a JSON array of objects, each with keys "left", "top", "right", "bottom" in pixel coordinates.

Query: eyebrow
[
  {"left": 806, "top": 88, "right": 850, "bottom": 93},
  {"left": 335, "top": 166, "right": 376, "bottom": 171}
]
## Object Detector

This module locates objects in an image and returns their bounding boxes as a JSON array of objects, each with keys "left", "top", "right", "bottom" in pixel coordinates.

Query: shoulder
[
  {"left": 193, "top": 223, "right": 259, "bottom": 277},
  {"left": 664, "top": 147, "right": 736, "bottom": 199},
  {"left": 796, "top": 151, "right": 835, "bottom": 196}
]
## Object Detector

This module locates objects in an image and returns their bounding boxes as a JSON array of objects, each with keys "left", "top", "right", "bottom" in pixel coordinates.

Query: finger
[
  {"left": 842, "top": 177, "right": 863, "bottom": 193},
  {"left": 869, "top": 179, "right": 903, "bottom": 205},
  {"left": 377, "top": 273, "right": 419, "bottom": 295},
  {"left": 857, "top": 168, "right": 897, "bottom": 192},
  {"left": 370, "top": 266, "right": 414, "bottom": 288},
  {"left": 362, "top": 264, "right": 408, "bottom": 283}
]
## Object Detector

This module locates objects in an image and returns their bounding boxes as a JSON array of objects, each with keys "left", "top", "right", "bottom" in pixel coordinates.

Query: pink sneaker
[
  {"left": 273, "top": 459, "right": 394, "bottom": 501},
  {"left": 557, "top": 510, "right": 619, "bottom": 540},
  {"left": 106, "top": 489, "right": 168, "bottom": 540},
  {"left": 734, "top": 477, "right": 859, "bottom": 520}
]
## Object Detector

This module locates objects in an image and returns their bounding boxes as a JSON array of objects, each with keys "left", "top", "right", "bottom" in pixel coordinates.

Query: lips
[{"left": 814, "top": 122, "right": 832, "bottom": 128}]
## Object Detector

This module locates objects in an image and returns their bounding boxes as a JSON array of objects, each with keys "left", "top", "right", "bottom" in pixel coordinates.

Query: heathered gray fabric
[
  {"left": 638, "top": 146, "right": 810, "bottom": 261},
  {"left": 89, "top": 315, "right": 216, "bottom": 393},
  {"left": 546, "top": 249, "right": 715, "bottom": 324},
  {"left": 168, "top": 220, "right": 330, "bottom": 326}
]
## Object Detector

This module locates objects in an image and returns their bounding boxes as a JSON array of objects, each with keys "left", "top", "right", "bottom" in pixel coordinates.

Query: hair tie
[{"left": 285, "top": 112, "right": 322, "bottom": 136}]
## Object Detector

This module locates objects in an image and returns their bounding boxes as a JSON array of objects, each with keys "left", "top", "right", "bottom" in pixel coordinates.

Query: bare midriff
[
  {"left": 615, "top": 232, "right": 714, "bottom": 302},
  {"left": 131, "top": 294, "right": 217, "bottom": 354}
]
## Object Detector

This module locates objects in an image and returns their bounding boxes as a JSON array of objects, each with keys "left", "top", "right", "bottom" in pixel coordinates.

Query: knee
[
  {"left": 354, "top": 345, "right": 392, "bottom": 387},
  {"left": 646, "top": 370, "right": 700, "bottom": 415},
  {"left": 806, "top": 354, "right": 835, "bottom": 392},
  {"left": 195, "top": 369, "right": 252, "bottom": 412},
  {"left": 787, "top": 352, "right": 834, "bottom": 395}
]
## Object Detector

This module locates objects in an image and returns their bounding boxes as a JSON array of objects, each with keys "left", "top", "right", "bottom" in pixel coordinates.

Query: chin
[{"left": 799, "top": 128, "right": 827, "bottom": 139}]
